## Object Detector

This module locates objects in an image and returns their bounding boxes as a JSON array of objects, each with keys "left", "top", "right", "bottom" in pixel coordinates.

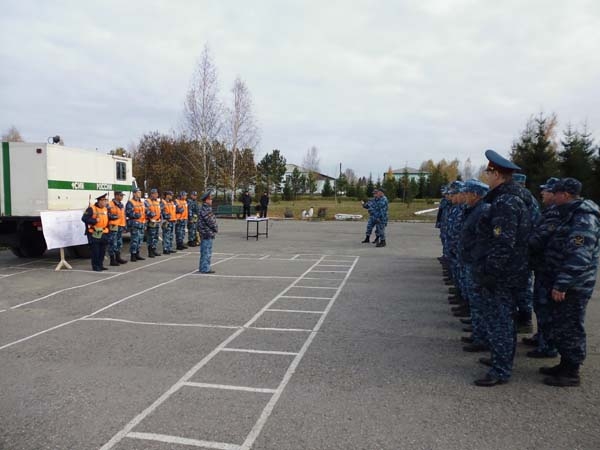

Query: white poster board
[{"left": 40, "top": 210, "right": 88, "bottom": 250}]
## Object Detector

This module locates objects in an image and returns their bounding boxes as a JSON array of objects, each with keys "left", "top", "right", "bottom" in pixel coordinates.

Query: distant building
[
  {"left": 385, "top": 167, "right": 430, "bottom": 183},
  {"left": 283, "top": 164, "right": 336, "bottom": 194}
]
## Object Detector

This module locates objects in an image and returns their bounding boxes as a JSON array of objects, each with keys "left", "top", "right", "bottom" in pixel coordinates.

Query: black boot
[
  {"left": 153, "top": 248, "right": 161, "bottom": 256},
  {"left": 130, "top": 253, "right": 137, "bottom": 262},
  {"left": 376, "top": 239, "right": 386, "bottom": 247},
  {"left": 136, "top": 253, "right": 145, "bottom": 261},
  {"left": 543, "top": 361, "right": 580, "bottom": 387},
  {"left": 148, "top": 248, "right": 155, "bottom": 258},
  {"left": 116, "top": 252, "right": 128, "bottom": 264},
  {"left": 361, "top": 236, "right": 370, "bottom": 243},
  {"left": 373, "top": 237, "right": 380, "bottom": 244},
  {"left": 110, "top": 255, "right": 120, "bottom": 266}
]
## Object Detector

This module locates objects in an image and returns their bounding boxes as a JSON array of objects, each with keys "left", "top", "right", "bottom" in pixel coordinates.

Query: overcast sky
[{"left": 2, "top": 0, "right": 599, "bottom": 178}]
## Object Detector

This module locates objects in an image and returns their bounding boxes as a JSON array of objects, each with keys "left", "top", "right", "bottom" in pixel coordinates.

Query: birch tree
[
  {"left": 224, "top": 76, "right": 259, "bottom": 204},
  {"left": 183, "top": 44, "right": 223, "bottom": 192}
]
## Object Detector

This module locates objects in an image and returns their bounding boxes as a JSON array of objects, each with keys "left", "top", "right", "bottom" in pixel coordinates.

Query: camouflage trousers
[
  {"left": 188, "top": 220, "right": 198, "bottom": 244},
  {"left": 515, "top": 271, "right": 534, "bottom": 323},
  {"left": 162, "top": 222, "right": 175, "bottom": 252},
  {"left": 365, "top": 216, "right": 379, "bottom": 238},
  {"left": 129, "top": 223, "right": 145, "bottom": 255},
  {"left": 464, "top": 264, "right": 488, "bottom": 345},
  {"left": 375, "top": 222, "right": 386, "bottom": 240},
  {"left": 107, "top": 227, "right": 124, "bottom": 256},
  {"left": 532, "top": 279, "right": 557, "bottom": 353},
  {"left": 146, "top": 223, "right": 160, "bottom": 250},
  {"left": 175, "top": 220, "right": 186, "bottom": 246},
  {"left": 548, "top": 293, "right": 590, "bottom": 365},
  {"left": 483, "top": 286, "right": 517, "bottom": 380}
]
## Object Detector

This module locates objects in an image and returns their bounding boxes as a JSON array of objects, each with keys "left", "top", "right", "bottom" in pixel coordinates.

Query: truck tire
[
  {"left": 18, "top": 230, "right": 47, "bottom": 258},
  {"left": 10, "top": 247, "right": 25, "bottom": 257},
  {"left": 71, "top": 244, "right": 91, "bottom": 259}
]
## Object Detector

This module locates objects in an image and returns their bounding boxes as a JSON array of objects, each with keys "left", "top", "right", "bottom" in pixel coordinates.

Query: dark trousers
[
  {"left": 260, "top": 206, "right": 267, "bottom": 218},
  {"left": 88, "top": 235, "right": 107, "bottom": 271},
  {"left": 243, "top": 204, "right": 251, "bottom": 217}
]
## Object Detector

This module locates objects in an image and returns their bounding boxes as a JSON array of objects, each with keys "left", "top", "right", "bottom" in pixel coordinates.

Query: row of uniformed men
[
  {"left": 82, "top": 188, "right": 212, "bottom": 271},
  {"left": 435, "top": 149, "right": 600, "bottom": 387}
]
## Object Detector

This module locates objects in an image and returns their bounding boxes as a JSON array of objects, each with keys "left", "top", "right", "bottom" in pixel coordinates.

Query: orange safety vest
[
  {"left": 175, "top": 199, "right": 188, "bottom": 221},
  {"left": 165, "top": 201, "right": 177, "bottom": 222},
  {"left": 129, "top": 198, "right": 146, "bottom": 224},
  {"left": 88, "top": 205, "right": 109, "bottom": 234},
  {"left": 146, "top": 198, "right": 162, "bottom": 223},
  {"left": 107, "top": 200, "right": 126, "bottom": 227}
]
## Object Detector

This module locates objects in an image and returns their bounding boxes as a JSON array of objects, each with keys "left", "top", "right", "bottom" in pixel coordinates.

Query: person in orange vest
[
  {"left": 81, "top": 193, "right": 110, "bottom": 272},
  {"left": 175, "top": 191, "right": 189, "bottom": 250},
  {"left": 145, "top": 188, "right": 162, "bottom": 258},
  {"left": 126, "top": 187, "right": 147, "bottom": 262},
  {"left": 107, "top": 190, "right": 128, "bottom": 266},
  {"left": 161, "top": 190, "right": 178, "bottom": 254}
]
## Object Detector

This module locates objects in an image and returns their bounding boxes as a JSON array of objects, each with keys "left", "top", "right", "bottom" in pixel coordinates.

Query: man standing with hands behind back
[{"left": 198, "top": 191, "right": 218, "bottom": 274}]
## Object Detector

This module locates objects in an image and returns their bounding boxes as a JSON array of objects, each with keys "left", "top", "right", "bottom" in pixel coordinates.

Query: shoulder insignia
[
  {"left": 573, "top": 235, "right": 585, "bottom": 246},
  {"left": 493, "top": 225, "right": 502, "bottom": 237}
]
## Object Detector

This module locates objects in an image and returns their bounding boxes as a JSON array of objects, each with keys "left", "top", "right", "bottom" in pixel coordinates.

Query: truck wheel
[
  {"left": 10, "top": 247, "right": 24, "bottom": 257},
  {"left": 19, "top": 232, "right": 47, "bottom": 258}
]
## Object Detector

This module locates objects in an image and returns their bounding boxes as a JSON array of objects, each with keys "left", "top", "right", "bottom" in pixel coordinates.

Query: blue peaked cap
[
  {"left": 540, "top": 177, "right": 559, "bottom": 191},
  {"left": 461, "top": 179, "right": 489, "bottom": 196},
  {"left": 485, "top": 149, "right": 521, "bottom": 171},
  {"left": 448, "top": 180, "right": 464, "bottom": 195}
]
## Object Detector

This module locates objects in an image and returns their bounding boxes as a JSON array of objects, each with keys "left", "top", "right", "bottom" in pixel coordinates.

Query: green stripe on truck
[
  {"left": 47, "top": 180, "right": 132, "bottom": 191},
  {"left": 2, "top": 142, "right": 11, "bottom": 215}
]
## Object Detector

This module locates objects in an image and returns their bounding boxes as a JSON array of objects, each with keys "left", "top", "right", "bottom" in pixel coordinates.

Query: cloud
[{"left": 1, "top": 0, "right": 599, "bottom": 178}]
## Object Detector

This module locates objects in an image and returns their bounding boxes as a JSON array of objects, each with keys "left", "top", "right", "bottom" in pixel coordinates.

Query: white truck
[{"left": 0, "top": 141, "right": 135, "bottom": 257}]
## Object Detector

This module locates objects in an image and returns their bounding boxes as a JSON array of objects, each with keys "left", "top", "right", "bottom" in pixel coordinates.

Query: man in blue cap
[
  {"left": 526, "top": 177, "right": 561, "bottom": 357},
  {"left": 81, "top": 193, "right": 110, "bottom": 271},
  {"left": 145, "top": 188, "right": 162, "bottom": 258},
  {"left": 126, "top": 187, "right": 146, "bottom": 262},
  {"left": 161, "top": 191, "right": 177, "bottom": 254},
  {"left": 361, "top": 189, "right": 380, "bottom": 244},
  {"left": 458, "top": 180, "right": 490, "bottom": 352},
  {"left": 373, "top": 188, "right": 388, "bottom": 247},
  {"left": 187, "top": 191, "right": 200, "bottom": 247},
  {"left": 538, "top": 178, "right": 600, "bottom": 386},
  {"left": 175, "top": 191, "right": 189, "bottom": 250},
  {"left": 445, "top": 181, "right": 469, "bottom": 318},
  {"left": 473, "top": 149, "right": 533, "bottom": 386},
  {"left": 198, "top": 191, "right": 218, "bottom": 273}
]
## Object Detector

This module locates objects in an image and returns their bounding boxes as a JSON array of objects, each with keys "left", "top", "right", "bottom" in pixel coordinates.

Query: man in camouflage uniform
[
  {"left": 512, "top": 173, "right": 542, "bottom": 333},
  {"left": 373, "top": 188, "right": 389, "bottom": 247},
  {"left": 539, "top": 178, "right": 600, "bottom": 387},
  {"left": 361, "top": 190, "right": 380, "bottom": 244},
  {"left": 445, "top": 181, "right": 469, "bottom": 318},
  {"left": 107, "top": 191, "right": 128, "bottom": 266},
  {"left": 161, "top": 191, "right": 177, "bottom": 255},
  {"left": 526, "top": 177, "right": 561, "bottom": 358},
  {"left": 175, "top": 191, "right": 189, "bottom": 250},
  {"left": 125, "top": 187, "right": 146, "bottom": 262},
  {"left": 458, "top": 180, "right": 490, "bottom": 352},
  {"left": 187, "top": 191, "right": 200, "bottom": 247},
  {"left": 198, "top": 191, "right": 218, "bottom": 273},
  {"left": 473, "top": 150, "right": 532, "bottom": 386},
  {"left": 145, "top": 188, "right": 162, "bottom": 257}
]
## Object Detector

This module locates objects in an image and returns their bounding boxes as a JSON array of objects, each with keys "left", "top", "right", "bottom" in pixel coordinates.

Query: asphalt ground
[{"left": 0, "top": 219, "right": 599, "bottom": 450}]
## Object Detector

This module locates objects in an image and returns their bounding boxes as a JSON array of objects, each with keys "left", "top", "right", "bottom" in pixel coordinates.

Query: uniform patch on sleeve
[
  {"left": 573, "top": 235, "right": 585, "bottom": 246},
  {"left": 493, "top": 225, "right": 502, "bottom": 237}
]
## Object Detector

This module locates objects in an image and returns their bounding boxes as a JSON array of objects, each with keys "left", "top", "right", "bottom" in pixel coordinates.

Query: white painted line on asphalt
[
  {"left": 192, "top": 274, "right": 296, "bottom": 279},
  {"left": 99, "top": 256, "right": 326, "bottom": 449},
  {"left": 222, "top": 348, "right": 299, "bottom": 356},
  {"left": 240, "top": 256, "right": 359, "bottom": 450},
  {"left": 11, "top": 267, "right": 111, "bottom": 275},
  {"left": 183, "top": 381, "right": 277, "bottom": 394},
  {"left": 6, "top": 255, "right": 186, "bottom": 312},
  {"left": 301, "top": 277, "right": 343, "bottom": 282},
  {"left": 291, "top": 254, "right": 300, "bottom": 259},
  {"left": 293, "top": 285, "right": 337, "bottom": 289},
  {"left": 259, "top": 254, "right": 270, "bottom": 260},
  {"left": 0, "top": 317, "right": 83, "bottom": 351},
  {"left": 10, "top": 260, "right": 55, "bottom": 267},
  {"left": 126, "top": 432, "right": 240, "bottom": 450},
  {"left": 0, "top": 268, "right": 37, "bottom": 278},
  {"left": 247, "top": 326, "right": 312, "bottom": 332},
  {"left": 280, "top": 295, "right": 331, "bottom": 300},
  {"left": 80, "top": 317, "right": 240, "bottom": 330},
  {"left": 0, "top": 255, "right": 240, "bottom": 350},
  {"left": 266, "top": 309, "right": 324, "bottom": 314},
  {"left": 316, "top": 264, "right": 352, "bottom": 267},
  {"left": 0, "top": 309, "right": 6, "bottom": 313},
  {"left": 310, "top": 270, "right": 348, "bottom": 273}
]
